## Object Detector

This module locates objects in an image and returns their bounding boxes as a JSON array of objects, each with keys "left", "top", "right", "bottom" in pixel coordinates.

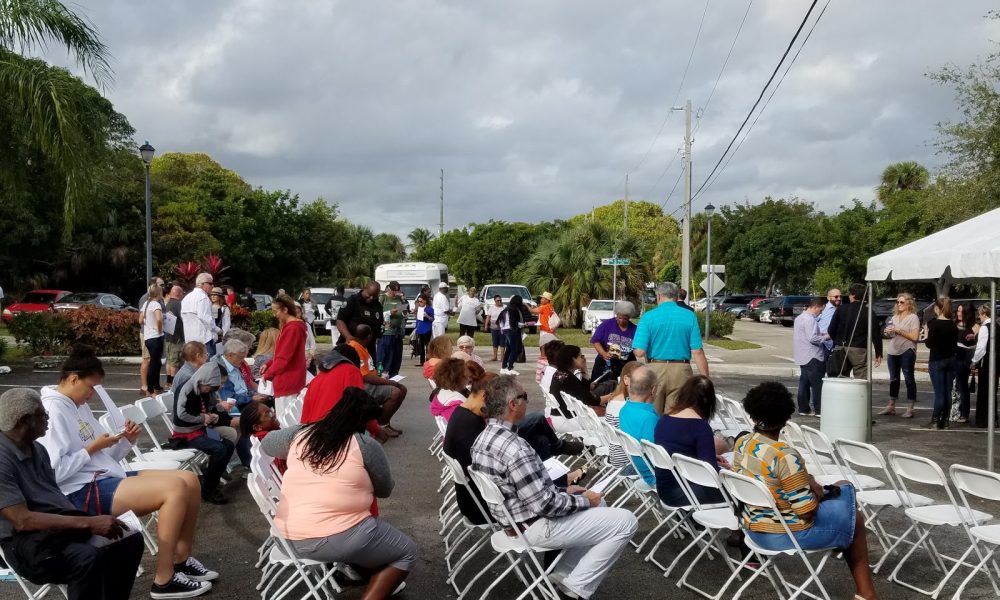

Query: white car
[{"left": 582, "top": 299, "right": 616, "bottom": 333}]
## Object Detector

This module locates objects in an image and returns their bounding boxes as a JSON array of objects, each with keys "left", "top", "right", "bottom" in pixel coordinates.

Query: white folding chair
[
  {"left": 95, "top": 413, "right": 181, "bottom": 472},
  {"left": 833, "top": 438, "right": 933, "bottom": 573},
  {"left": 780, "top": 421, "right": 832, "bottom": 471},
  {"left": 467, "top": 468, "right": 565, "bottom": 600},
  {"left": 119, "top": 404, "right": 201, "bottom": 469},
  {"left": 0, "top": 545, "right": 68, "bottom": 600},
  {"left": 440, "top": 454, "right": 500, "bottom": 598},
  {"left": 719, "top": 469, "right": 836, "bottom": 600},
  {"left": 135, "top": 397, "right": 206, "bottom": 473},
  {"left": 887, "top": 451, "right": 994, "bottom": 598},
  {"left": 246, "top": 473, "right": 342, "bottom": 600},
  {"left": 798, "top": 425, "right": 882, "bottom": 489},
  {"left": 609, "top": 430, "right": 659, "bottom": 520},
  {"left": 638, "top": 439, "right": 703, "bottom": 574},
  {"left": 947, "top": 464, "right": 1000, "bottom": 599},
  {"left": 670, "top": 454, "right": 746, "bottom": 599}
]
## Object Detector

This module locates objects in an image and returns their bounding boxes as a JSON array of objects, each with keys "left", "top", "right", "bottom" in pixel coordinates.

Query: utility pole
[
  {"left": 681, "top": 99, "right": 693, "bottom": 294},
  {"left": 439, "top": 169, "right": 445, "bottom": 236},
  {"left": 624, "top": 173, "right": 629, "bottom": 233}
]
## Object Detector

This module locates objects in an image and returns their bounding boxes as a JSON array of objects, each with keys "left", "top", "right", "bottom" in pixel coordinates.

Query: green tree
[
  {"left": 407, "top": 227, "right": 434, "bottom": 257},
  {"left": 568, "top": 200, "right": 680, "bottom": 275},
  {"left": 0, "top": 0, "right": 116, "bottom": 239}
]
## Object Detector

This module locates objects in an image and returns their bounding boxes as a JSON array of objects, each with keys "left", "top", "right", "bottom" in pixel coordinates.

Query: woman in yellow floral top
[{"left": 732, "top": 382, "right": 879, "bottom": 600}]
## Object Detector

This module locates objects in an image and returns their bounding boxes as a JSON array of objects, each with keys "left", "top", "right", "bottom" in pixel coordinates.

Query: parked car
[
  {"left": 750, "top": 298, "right": 778, "bottom": 322},
  {"left": 582, "top": 299, "right": 616, "bottom": 333},
  {"left": 479, "top": 284, "right": 538, "bottom": 333},
  {"left": 771, "top": 295, "right": 813, "bottom": 327},
  {"left": 2, "top": 289, "right": 72, "bottom": 323},
  {"left": 252, "top": 294, "right": 274, "bottom": 311},
  {"left": 715, "top": 294, "right": 764, "bottom": 318},
  {"left": 301, "top": 288, "right": 338, "bottom": 334},
  {"left": 52, "top": 292, "right": 135, "bottom": 312},
  {"left": 693, "top": 295, "right": 724, "bottom": 312}
]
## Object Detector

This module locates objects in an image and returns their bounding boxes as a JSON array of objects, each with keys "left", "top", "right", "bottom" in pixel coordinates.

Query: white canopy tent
[{"left": 865, "top": 207, "right": 1000, "bottom": 470}]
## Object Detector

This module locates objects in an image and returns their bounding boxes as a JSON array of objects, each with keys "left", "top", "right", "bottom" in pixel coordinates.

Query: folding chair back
[
  {"left": 888, "top": 451, "right": 948, "bottom": 488},
  {"left": 950, "top": 464, "right": 1000, "bottom": 503},
  {"left": 434, "top": 416, "right": 448, "bottom": 437},
  {"left": 467, "top": 468, "right": 506, "bottom": 507},
  {"left": 442, "top": 454, "right": 470, "bottom": 487},
  {"left": 120, "top": 404, "right": 147, "bottom": 426},
  {"left": 718, "top": 469, "right": 774, "bottom": 510},
  {"left": 834, "top": 438, "right": 886, "bottom": 471},
  {"left": 616, "top": 430, "right": 652, "bottom": 473},
  {"left": 639, "top": 438, "right": 675, "bottom": 471},
  {"left": 672, "top": 453, "right": 721, "bottom": 492}
]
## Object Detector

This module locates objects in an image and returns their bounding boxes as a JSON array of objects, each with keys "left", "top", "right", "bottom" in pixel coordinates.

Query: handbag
[
  {"left": 826, "top": 346, "right": 850, "bottom": 378},
  {"left": 548, "top": 311, "right": 561, "bottom": 330}
]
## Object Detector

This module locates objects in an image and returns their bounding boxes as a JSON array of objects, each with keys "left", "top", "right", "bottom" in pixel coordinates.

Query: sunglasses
[
  {"left": 830, "top": 295, "right": 841, "bottom": 299},
  {"left": 459, "top": 344, "right": 474, "bottom": 350},
  {"left": 896, "top": 300, "right": 907, "bottom": 304},
  {"left": 514, "top": 392, "right": 529, "bottom": 403}
]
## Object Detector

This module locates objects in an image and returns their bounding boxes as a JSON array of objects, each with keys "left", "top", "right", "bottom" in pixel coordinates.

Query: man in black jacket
[{"left": 828, "top": 283, "right": 883, "bottom": 378}]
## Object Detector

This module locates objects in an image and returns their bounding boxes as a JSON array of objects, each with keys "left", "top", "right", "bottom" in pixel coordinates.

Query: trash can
[{"left": 820, "top": 378, "right": 869, "bottom": 443}]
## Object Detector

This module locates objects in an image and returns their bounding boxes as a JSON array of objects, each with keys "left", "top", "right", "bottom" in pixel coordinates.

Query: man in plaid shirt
[{"left": 471, "top": 376, "right": 637, "bottom": 599}]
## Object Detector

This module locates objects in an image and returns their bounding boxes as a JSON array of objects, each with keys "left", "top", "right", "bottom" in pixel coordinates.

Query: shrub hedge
[
  {"left": 8, "top": 308, "right": 140, "bottom": 356},
  {"left": 8, "top": 312, "right": 71, "bottom": 355},
  {"left": 698, "top": 310, "right": 736, "bottom": 338}
]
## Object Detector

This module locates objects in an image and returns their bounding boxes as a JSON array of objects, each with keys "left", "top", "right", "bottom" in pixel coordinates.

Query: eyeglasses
[
  {"left": 830, "top": 295, "right": 841, "bottom": 299},
  {"left": 514, "top": 392, "right": 529, "bottom": 403},
  {"left": 896, "top": 300, "right": 907, "bottom": 304},
  {"left": 459, "top": 345, "right": 474, "bottom": 350}
]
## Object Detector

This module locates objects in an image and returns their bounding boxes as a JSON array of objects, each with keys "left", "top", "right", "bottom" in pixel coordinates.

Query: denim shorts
[
  {"left": 748, "top": 484, "right": 856, "bottom": 551},
  {"left": 66, "top": 473, "right": 137, "bottom": 515},
  {"left": 490, "top": 329, "right": 505, "bottom": 348}
]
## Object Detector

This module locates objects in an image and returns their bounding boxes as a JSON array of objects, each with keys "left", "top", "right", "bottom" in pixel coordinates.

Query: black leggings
[
  {"left": 459, "top": 324, "right": 478, "bottom": 337},
  {"left": 145, "top": 336, "right": 164, "bottom": 392},
  {"left": 417, "top": 332, "right": 431, "bottom": 364}
]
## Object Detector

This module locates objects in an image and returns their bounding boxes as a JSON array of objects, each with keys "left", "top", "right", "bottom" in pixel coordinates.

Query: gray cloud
[{"left": 38, "top": 0, "right": 1000, "bottom": 235}]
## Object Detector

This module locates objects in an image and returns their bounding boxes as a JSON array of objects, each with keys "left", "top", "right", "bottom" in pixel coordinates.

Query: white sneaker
[
  {"left": 499, "top": 369, "right": 511, "bottom": 375},
  {"left": 508, "top": 369, "right": 520, "bottom": 376}
]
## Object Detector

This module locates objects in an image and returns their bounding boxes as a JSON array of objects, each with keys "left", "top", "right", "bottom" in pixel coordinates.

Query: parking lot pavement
[{"left": 1, "top": 355, "right": 997, "bottom": 599}]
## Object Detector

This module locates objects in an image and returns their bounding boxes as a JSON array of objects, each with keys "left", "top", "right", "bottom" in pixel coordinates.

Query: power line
[
  {"left": 639, "top": 148, "right": 681, "bottom": 201},
  {"left": 693, "top": 0, "right": 753, "bottom": 135},
  {"left": 691, "top": 0, "right": 819, "bottom": 200},
  {"left": 659, "top": 167, "right": 687, "bottom": 212},
  {"left": 629, "top": 0, "right": 711, "bottom": 175},
  {"left": 695, "top": 0, "right": 829, "bottom": 199}
]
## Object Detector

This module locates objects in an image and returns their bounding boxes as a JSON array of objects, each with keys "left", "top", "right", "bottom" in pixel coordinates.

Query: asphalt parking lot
[{"left": 1, "top": 350, "right": 998, "bottom": 599}]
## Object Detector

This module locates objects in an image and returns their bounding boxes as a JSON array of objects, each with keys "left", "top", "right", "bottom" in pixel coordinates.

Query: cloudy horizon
[{"left": 39, "top": 0, "right": 1000, "bottom": 234}]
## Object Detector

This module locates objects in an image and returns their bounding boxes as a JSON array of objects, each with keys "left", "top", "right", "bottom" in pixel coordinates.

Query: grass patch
[
  {"left": 315, "top": 335, "right": 332, "bottom": 344},
  {"left": 704, "top": 337, "right": 761, "bottom": 350}
]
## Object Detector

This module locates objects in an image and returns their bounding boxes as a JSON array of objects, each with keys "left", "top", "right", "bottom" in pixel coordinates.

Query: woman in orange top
[{"left": 268, "top": 388, "right": 415, "bottom": 598}]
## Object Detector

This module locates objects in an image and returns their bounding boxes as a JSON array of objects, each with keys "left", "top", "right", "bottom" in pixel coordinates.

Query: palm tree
[
  {"left": 1, "top": 0, "right": 114, "bottom": 240},
  {"left": 407, "top": 227, "right": 434, "bottom": 257},
  {"left": 877, "top": 161, "right": 929, "bottom": 204},
  {"left": 374, "top": 233, "right": 406, "bottom": 264}
]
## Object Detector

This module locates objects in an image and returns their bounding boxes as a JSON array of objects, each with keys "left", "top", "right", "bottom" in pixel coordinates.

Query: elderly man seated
[
  {"left": 215, "top": 338, "right": 267, "bottom": 409},
  {"left": 471, "top": 376, "right": 638, "bottom": 600},
  {"left": 0, "top": 388, "right": 145, "bottom": 600}
]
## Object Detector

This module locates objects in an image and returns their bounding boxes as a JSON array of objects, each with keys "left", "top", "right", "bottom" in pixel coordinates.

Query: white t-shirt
[
  {"left": 486, "top": 304, "right": 504, "bottom": 330},
  {"left": 141, "top": 301, "right": 163, "bottom": 340},
  {"left": 456, "top": 295, "right": 481, "bottom": 326}
]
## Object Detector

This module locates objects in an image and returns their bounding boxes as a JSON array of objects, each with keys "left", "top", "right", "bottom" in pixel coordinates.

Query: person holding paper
[
  {"left": 140, "top": 283, "right": 166, "bottom": 396},
  {"left": 470, "top": 376, "right": 638, "bottom": 600},
  {"left": 36, "top": 347, "right": 217, "bottom": 599},
  {"left": 0, "top": 387, "right": 145, "bottom": 600}
]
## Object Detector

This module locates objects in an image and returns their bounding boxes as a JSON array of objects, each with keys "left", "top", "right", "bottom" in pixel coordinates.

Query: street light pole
[
  {"left": 139, "top": 141, "right": 156, "bottom": 283},
  {"left": 705, "top": 203, "right": 715, "bottom": 340}
]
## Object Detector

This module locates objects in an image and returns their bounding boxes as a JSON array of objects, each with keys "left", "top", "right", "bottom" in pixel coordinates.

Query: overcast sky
[{"left": 41, "top": 0, "right": 1000, "bottom": 235}]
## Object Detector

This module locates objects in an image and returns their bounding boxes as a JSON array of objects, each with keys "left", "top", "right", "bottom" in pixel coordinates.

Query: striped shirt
[
  {"left": 604, "top": 399, "right": 629, "bottom": 468},
  {"left": 471, "top": 420, "right": 589, "bottom": 524},
  {"left": 732, "top": 432, "right": 817, "bottom": 533}
]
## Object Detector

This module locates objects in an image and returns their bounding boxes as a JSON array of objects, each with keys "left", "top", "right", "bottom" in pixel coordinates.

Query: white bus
[{"left": 374, "top": 262, "right": 450, "bottom": 331}]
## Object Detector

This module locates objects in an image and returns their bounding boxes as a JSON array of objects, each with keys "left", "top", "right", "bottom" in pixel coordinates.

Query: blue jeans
[
  {"left": 797, "top": 358, "right": 825, "bottom": 414},
  {"left": 502, "top": 329, "right": 522, "bottom": 370},
  {"left": 376, "top": 334, "right": 404, "bottom": 377},
  {"left": 748, "top": 485, "right": 857, "bottom": 551},
  {"left": 180, "top": 433, "right": 234, "bottom": 494},
  {"left": 929, "top": 357, "right": 957, "bottom": 422},
  {"left": 887, "top": 349, "right": 917, "bottom": 402}
]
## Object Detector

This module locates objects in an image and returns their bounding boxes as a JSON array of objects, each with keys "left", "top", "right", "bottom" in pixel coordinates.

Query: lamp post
[
  {"left": 704, "top": 203, "right": 715, "bottom": 340},
  {"left": 139, "top": 141, "right": 155, "bottom": 283}
]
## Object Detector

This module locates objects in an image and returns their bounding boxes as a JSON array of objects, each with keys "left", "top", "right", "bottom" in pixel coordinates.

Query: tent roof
[{"left": 866, "top": 207, "right": 1000, "bottom": 282}]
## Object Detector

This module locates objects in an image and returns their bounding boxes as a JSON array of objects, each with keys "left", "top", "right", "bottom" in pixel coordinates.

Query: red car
[{"left": 2, "top": 289, "right": 72, "bottom": 323}]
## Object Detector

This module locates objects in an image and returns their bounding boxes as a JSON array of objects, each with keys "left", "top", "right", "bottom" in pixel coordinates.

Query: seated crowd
[{"left": 0, "top": 310, "right": 881, "bottom": 600}]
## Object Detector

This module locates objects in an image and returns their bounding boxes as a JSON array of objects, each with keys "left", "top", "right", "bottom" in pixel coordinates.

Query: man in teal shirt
[
  {"left": 633, "top": 282, "right": 709, "bottom": 415},
  {"left": 618, "top": 366, "right": 659, "bottom": 486}
]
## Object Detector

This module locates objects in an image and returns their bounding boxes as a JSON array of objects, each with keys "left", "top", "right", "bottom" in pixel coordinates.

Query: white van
[{"left": 374, "top": 262, "right": 450, "bottom": 332}]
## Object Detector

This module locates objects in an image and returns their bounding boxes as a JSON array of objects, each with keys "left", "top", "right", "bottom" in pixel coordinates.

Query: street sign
[
  {"left": 601, "top": 257, "right": 631, "bottom": 266},
  {"left": 699, "top": 273, "right": 725, "bottom": 295},
  {"left": 700, "top": 264, "right": 725, "bottom": 274}
]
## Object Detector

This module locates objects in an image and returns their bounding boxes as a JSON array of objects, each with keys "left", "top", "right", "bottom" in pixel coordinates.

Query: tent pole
[
  {"left": 867, "top": 282, "right": 873, "bottom": 442},
  {"left": 990, "top": 281, "right": 996, "bottom": 472}
]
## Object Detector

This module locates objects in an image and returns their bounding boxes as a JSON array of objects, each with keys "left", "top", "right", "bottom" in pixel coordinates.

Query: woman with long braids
[
  {"left": 264, "top": 388, "right": 416, "bottom": 599},
  {"left": 732, "top": 382, "right": 879, "bottom": 600}
]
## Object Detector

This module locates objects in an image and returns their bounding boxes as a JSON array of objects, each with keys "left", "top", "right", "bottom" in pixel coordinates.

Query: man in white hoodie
[{"left": 181, "top": 273, "right": 219, "bottom": 357}]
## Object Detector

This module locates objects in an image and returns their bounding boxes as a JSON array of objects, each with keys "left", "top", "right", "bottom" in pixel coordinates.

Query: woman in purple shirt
[
  {"left": 653, "top": 375, "right": 726, "bottom": 507},
  {"left": 590, "top": 301, "right": 638, "bottom": 382}
]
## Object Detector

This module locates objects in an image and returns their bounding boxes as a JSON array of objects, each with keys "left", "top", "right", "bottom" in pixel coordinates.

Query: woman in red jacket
[{"left": 260, "top": 294, "right": 307, "bottom": 418}]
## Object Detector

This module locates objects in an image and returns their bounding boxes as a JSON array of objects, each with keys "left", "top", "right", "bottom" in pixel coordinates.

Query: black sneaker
[
  {"left": 201, "top": 489, "right": 228, "bottom": 505},
  {"left": 559, "top": 438, "right": 585, "bottom": 456},
  {"left": 151, "top": 572, "right": 211, "bottom": 599},
  {"left": 175, "top": 556, "right": 219, "bottom": 582}
]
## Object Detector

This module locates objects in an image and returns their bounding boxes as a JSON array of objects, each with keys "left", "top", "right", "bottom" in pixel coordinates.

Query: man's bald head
[{"left": 628, "top": 366, "right": 657, "bottom": 402}]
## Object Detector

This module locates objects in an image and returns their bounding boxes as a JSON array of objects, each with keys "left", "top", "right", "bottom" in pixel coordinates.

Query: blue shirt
[
  {"left": 415, "top": 306, "right": 434, "bottom": 335},
  {"left": 618, "top": 400, "right": 658, "bottom": 485},
  {"left": 217, "top": 356, "right": 250, "bottom": 407},
  {"left": 818, "top": 303, "right": 837, "bottom": 351},
  {"left": 632, "top": 301, "right": 702, "bottom": 360}
]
